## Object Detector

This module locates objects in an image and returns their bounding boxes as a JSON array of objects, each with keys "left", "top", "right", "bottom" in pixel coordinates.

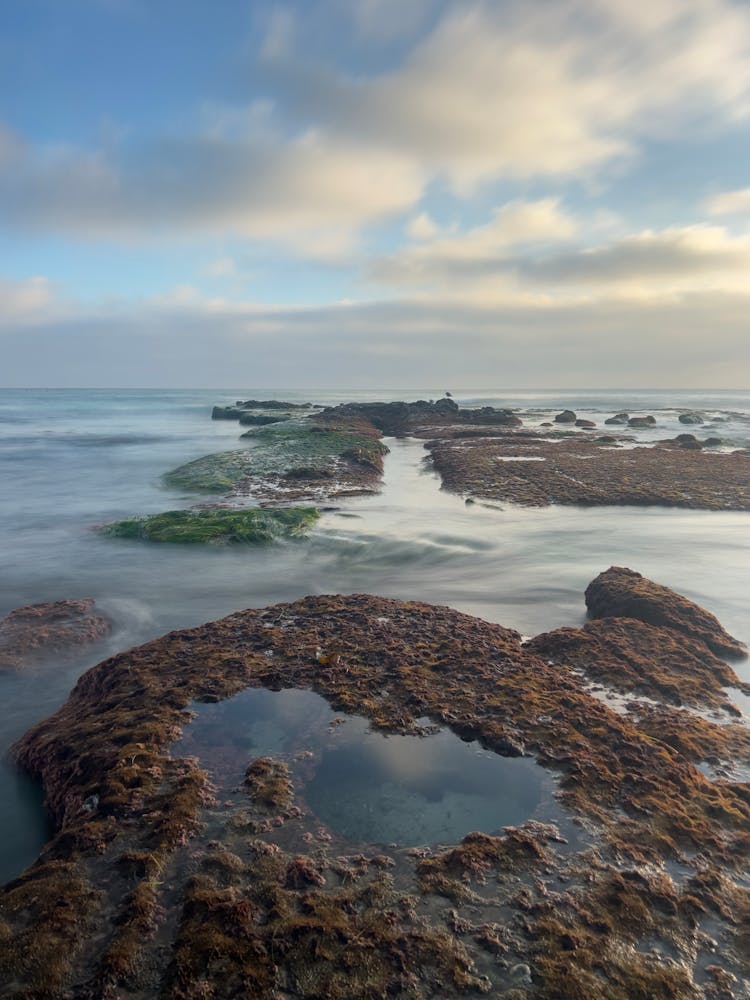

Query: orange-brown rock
[
  {"left": 585, "top": 567, "right": 747, "bottom": 659},
  {"left": 527, "top": 616, "right": 748, "bottom": 711},
  {"left": 0, "top": 598, "right": 110, "bottom": 670},
  {"left": 426, "top": 434, "right": 750, "bottom": 510},
  {"left": 2, "top": 581, "right": 749, "bottom": 998}
]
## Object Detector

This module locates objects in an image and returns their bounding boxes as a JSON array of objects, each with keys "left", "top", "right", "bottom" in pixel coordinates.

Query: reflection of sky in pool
[{"left": 174, "top": 687, "right": 555, "bottom": 847}]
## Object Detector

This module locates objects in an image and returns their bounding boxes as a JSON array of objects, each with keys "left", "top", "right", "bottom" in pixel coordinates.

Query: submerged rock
[
  {"left": 0, "top": 599, "right": 110, "bottom": 670},
  {"left": 2, "top": 578, "right": 750, "bottom": 998},
  {"left": 605, "top": 412, "right": 629, "bottom": 425},
  {"left": 554, "top": 409, "right": 576, "bottom": 423},
  {"left": 166, "top": 414, "right": 388, "bottom": 502},
  {"left": 585, "top": 566, "right": 746, "bottom": 659},
  {"left": 98, "top": 507, "right": 320, "bottom": 545},
  {"left": 679, "top": 412, "right": 704, "bottom": 425}
]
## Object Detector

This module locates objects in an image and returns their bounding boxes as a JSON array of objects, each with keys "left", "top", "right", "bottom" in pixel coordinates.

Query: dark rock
[
  {"left": 212, "top": 406, "right": 245, "bottom": 420},
  {"left": 237, "top": 413, "right": 289, "bottom": 426},
  {"left": 554, "top": 410, "right": 576, "bottom": 423},
  {"left": 575, "top": 419, "right": 596, "bottom": 429},
  {"left": 0, "top": 599, "right": 110, "bottom": 670},
  {"left": 605, "top": 413, "right": 629, "bottom": 425},
  {"left": 585, "top": 566, "right": 746, "bottom": 659},
  {"left": 675, "top": 434, "right": 697, "bottom": 442},
  {"left": 594, "top": 436, "right": 617, "bottom": 443},
  {"left": 628, "top": 416, "right": 657, "bottom": 427},
  {"left": 704, "top": 437, "right": 723, "bottom": 447},
  {"left": 318, "top": 400, "right": 519, "bottom": 436},
  {"left": 679, "top": 412, "right": 704, "bottom": 425},
  {"left": 235, "top": 399, "right": 311, "bottom": 410},
  {"left": 678, "top": 439, "right": 702, "bottom": 450}
]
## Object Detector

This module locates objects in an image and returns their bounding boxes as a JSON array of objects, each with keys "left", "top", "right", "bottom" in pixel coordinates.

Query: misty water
[
  {"left": 174, "top": 686, "right": 555, "bottom": 847},
  {"left": 1, "top": 387, "right": 749, "bottom": 883}
]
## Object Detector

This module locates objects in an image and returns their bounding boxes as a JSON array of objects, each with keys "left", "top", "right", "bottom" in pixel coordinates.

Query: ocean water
[{"left": 1, "top": 387, "right": 749, "bottom": 883}]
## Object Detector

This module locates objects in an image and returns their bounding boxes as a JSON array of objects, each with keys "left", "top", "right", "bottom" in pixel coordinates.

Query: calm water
[
  {"left": 174, "top": 687, "right": 553, "bottom": 847},
  {"left": 1, "top": 387, "right": 749, "bottom": 881}
]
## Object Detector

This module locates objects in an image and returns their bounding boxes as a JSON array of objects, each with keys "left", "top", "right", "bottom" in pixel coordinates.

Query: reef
[
  {"left": 1, "top": 573, "right": 749, "bottom": 998},
  {"left": 424, "top": 432, "right": 750, "bottom": 510},
  {"left": 98, "top": 507, "right": 320, "bottom": 545},
  {"left": 317, "top": 399, "right": 521, "bottom": 436},
  {"left": 0, "top": 599, "right": 110, "bottom": 671},
  {"left": 165, "top": 413, "right": 388, "bottom": 502}
]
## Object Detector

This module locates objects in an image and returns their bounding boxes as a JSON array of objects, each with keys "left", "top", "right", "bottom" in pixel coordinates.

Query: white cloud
[
  {"left": 0, "top": 276, "right": 62, "bottom": 326},
  {"left": 204, "top": 257, "right": 238, "bottom": 278},
  {"left": 705, "top": 187, "right": 750, "bottom": 216}
]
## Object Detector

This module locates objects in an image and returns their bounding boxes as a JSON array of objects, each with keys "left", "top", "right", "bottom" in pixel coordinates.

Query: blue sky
[{"left": 2, "top": 0, "right": 750, "bottom": 387}]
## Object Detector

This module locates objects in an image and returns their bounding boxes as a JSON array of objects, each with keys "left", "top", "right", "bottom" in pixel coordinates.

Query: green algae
[
  {"left": 99, "top": 507, "right": 319, "bottom": 545},
  {"left": 164, "top": 418, "right": 388, "bottom": 494}
]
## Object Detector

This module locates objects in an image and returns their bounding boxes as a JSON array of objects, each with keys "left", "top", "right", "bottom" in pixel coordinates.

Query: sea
[{"left": 1, "top": 387, "right": 749, "bottom": 884}]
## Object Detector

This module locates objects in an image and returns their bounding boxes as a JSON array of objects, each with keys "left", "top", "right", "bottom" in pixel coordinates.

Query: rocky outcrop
[
  {"left": 528, "top": 616, "right": 747, "bottom": 711},
  {"left": 585, "top": 566, "right": 746, "bottom": 659},
  {"left": 2, "top": 583, "right": 750, "bottom": 998},
  {"left": 605, "top": 412, "right": 629, "bottom": 425},
  {"left": 575, "top": 419, "right": 596, "bottom": 428},
  {"left": 0, "top": 599, "right": 110, "bottom": 670},
  {"left": 679, "top": 412, "right": 704, "bottom": 425},
  {"left": 628, "top": 415, "right": 657, "bottom": 427},
  {"left": 426, "top": 434, "right": 750, "bottom": 510},
  {"left": 554, "top": 409, "right": 576, "bottom": 423},
  {"left": 318, "top": 399, "right": 521, "bottom": 436}
]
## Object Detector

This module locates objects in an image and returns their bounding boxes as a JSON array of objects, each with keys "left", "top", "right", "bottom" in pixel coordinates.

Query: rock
[
  {"left": 678, "top": 439, "right": 702, "bottom": 449},
  {"left": 211, "top": 405, "right": 245, "bottom": 420},
  {"left": 675, "top": 434, "right": 697, "bottom": 442},
  {"left": 237, "top": 413, "right": 289, "bottom": 426},
  {"left": 679, "top": 412, "right": 704, "bottom": 425},
  {"left": 98, "top": 508, "right": 320, "bottom": 545},
  {"left": 575, "top": 419, "right": 596, "bottom": 429},
  {"left": 585, "top": 567, "right": 746, "bottom": 659},
  {"left": 594, "top": 436, "right": 617, "bottom": 444},
  {"left": 628, "top": 416, "right": 656, "bottom": 427},
  {"left": 0, "top": 599, "right": 110, "bottom": 670},
  {"left": 704, "top": 437, "right": 723, "bottom": 447},
  {"left": 540, "top": 422, "right": 553, "bottom": 427},
  {"left": 235, "top": 399, "right": 311, "bottom": 410},
  {"left": 605, "top": 412, "right": 629, "bottom": 425},
  {"left": 5, "top": 588, "right": 750, "bottom": 997},
  {"left": 318, "top": 400, "right": 520, "bottom": 435},
  {"left": 554, "top": 410, "right": 576, "bottom": 423}
]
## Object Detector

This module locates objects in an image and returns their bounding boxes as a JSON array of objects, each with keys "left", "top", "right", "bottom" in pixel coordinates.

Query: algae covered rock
[
  {"left": 4, "top": 581, "right": 750, "bottom": 998},
  {"left": 166, "top": 416, "right": 388, "bottom": 501},
  {"left": 0, "top": 598, "right": 110, "bottom": 670},
  {"left": 585, "top": 566, "right": 746, "bottom": 659},
  {"left": 99, "top": 507, "right": 319, "bottom": 544}
]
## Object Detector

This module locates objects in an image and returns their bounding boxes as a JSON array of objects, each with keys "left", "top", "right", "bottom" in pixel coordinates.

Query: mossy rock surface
[
  {"left": 164, "top": 417, "right": 388, "bottom": 495},
  {"left": 99, "top": 507, "right": 319, "bottom": 544}
]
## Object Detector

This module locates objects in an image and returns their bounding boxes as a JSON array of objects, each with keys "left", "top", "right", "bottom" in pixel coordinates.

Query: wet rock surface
[
  {"left": 425, "top": 432, "right": 750, "bottom": 510},
  {"left": 585, "top": 567, "right": 747, "bottom": 659},
  {"left": 165, "top": 413, "right": 388, "bottom": 503},
  {"left": 1, "top": 577, "right": 749, "bottom": 998},
  {"left": 0, "top": 599, "right": 110, "bottom": 671},
  {"left": 318, "top": 399, "right": 521, "bottom": 436}
]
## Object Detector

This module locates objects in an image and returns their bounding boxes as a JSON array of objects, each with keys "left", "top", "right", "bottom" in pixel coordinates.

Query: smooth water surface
[
  {"left": 1, "top": 387, "right": 749, "bottom": 880},
  {"left": 175, "top": 687, "right": 552, "bottom": 847}
]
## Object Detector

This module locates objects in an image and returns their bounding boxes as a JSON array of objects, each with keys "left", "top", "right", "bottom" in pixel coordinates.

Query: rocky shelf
[{"left": 1, "top": 570, "right": 748, "bottom": 998}]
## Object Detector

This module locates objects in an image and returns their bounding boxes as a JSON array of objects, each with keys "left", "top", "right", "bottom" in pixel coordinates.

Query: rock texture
[
  {"left": 0, "top": 599, "right": 110, "bottom": 670},
  {"left": 585, "top": 567, "right": 747, "bottom": 659},
  {"left": 426, "top": 434, "right": 750, "bottom": 510},
  {"left": 1, "top": 577, "right": 749, "bottom": 998}
]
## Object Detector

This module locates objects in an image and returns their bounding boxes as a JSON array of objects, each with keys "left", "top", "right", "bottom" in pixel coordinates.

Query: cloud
[
  {"left": 705, "top": 187, "right": 750, "bottom": 216},
  {"left": 264, "top": 0, "right": 750, "bottom": 188},
  {"left": 3, "top": 0, "right": 750, "bottom": 253},
  {"left": 0, "top": 276, "right": 62, "bottom": 325},
  {"left": 2, "top": 283, "right": 749, "bottom": 388},
  {"left": 370, "top": 217, "right": 750, "bottom": 304},
  {"left": 0, "top": 127, "right": 425, "bottom": 256}
]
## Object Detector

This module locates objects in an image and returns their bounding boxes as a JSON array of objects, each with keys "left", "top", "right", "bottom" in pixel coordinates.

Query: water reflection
[{"left": 175, "top": 687, "right": 554, "bottom": 847}]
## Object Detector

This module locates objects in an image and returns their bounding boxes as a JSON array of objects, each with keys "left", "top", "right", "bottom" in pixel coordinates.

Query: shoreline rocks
[
  {"left": 585, "top": 566, "right": 747, "bottom": 659},
  {"left": 1, "top": 576, "right": 749, "bottom": 997},
  {"left": 0, "top": 599, "right": 110, "bottom": 671}
]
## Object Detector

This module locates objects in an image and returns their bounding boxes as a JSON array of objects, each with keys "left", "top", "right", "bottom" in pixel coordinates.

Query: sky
[{"left": 2, "top": 0, "right": 750, "bottom": 388}]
